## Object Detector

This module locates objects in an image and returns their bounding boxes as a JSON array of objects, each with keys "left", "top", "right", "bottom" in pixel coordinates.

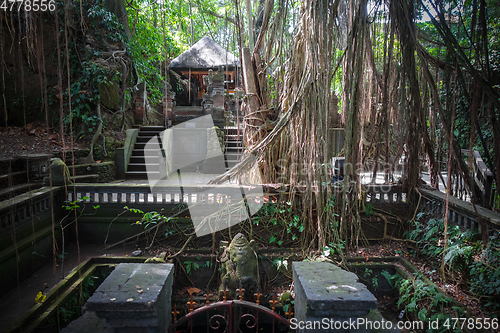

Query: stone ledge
[
  {"left": 293, "top": 261, "right": 377, "bottom": 314},
  {"left": 86, "top": 263, "right": 173, "bottom": 333}
]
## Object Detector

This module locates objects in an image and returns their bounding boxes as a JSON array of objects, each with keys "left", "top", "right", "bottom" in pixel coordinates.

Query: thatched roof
[{"left": 168, "top": 37, "right": 240, "bottom": 69}]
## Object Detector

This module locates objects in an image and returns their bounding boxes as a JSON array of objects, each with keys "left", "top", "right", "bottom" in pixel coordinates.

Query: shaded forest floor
[
  {"left": 0, "top": 124, "right": 124, "bottom": 161},
  {"left": 0, "top": 123, "right": 79, "bottom": 159}
]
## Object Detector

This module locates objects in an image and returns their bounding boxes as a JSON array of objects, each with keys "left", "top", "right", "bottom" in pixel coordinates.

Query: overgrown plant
[
  {"left": 406, "top": 212, "right": 500, "bottom": 314},
  {"left": 59, "top": 196, "right": 99, "bottom": 277},
  {"left": 127, "top": 206, "right": 179, "bottom": 248},
  {"left": 407, "top": 215, "right": 476, "bottom": 273},
  {"left": 394, "top": 274, "right": 466, "bottom": 333}
]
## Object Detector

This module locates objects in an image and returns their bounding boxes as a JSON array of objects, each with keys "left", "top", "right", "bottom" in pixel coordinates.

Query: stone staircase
[
  {"left": 125, "top": 125, "right": 244, "bottom": 179},
  {"left": 224, "top": 126, "right": 243, "bottom": 171},
  {"left": 126, "top": 126, "right": 165, "bottom": 180}
]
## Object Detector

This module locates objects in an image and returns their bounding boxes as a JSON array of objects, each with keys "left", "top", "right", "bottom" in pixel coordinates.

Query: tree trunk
[{"left": 105, "top": 0, "right": 131, "bottom": 37}]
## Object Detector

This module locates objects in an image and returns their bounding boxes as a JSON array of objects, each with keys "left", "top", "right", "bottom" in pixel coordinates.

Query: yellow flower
[{"left": 35, "top": 291, "right": 46, "bottom": 303}]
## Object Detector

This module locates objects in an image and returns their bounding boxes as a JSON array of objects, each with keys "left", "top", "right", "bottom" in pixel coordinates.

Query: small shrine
[{"left": 166, "top": 37, "right": 241, "bottom": 125}]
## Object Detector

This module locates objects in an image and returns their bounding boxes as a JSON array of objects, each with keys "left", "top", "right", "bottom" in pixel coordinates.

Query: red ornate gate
[{"left": 168, "top": 300, "right": 291, "bottom": 333}]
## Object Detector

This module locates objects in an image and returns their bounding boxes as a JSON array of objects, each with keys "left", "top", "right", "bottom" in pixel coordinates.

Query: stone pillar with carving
[
  {"left": 162, "top": 82, "right": 176, "bottom": 121},
  {"left": 202, "top": 67, "right": 225, "bottom": 125},
  {"left": 133, "top": 82, "right": 146, "bottom": 123}
]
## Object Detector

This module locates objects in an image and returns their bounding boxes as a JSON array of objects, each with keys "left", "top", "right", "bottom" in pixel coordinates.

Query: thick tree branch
[{"left": 207, "top": 10, "right": 240, "bottom": 28}]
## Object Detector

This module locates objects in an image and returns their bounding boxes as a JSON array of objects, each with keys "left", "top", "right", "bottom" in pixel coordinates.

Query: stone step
[
  {"left": 0, "top": 182, "right": 43, "bottom": 201},
  {"left": 71, "top": 174, "right": 99, "bottom": 183},
  {"left": 139, "top": 126, "right": 165, "bottom": 133},
  {"left": 225, "top": 134, "right": 243, "bottom": 140},
  {"left": 127, "top": 163, "right": 159, "bottom": 172},
  {"left": 133, "top": 141, "right": 166, "bottom": 148},
  {"left": 129, "top": 156, "right": 159, "bottom": 164},
  {"left": 224, "top": 152, "right": 240, "bottom": 161},
  {"left": 0, "top": 171, "right": 28, "bottom": 188},
  {"left": 136, "top": 135, "right": 161, "bottom": 143},
  {"left": 126, "top": 170, "right": 159, "bottom": 180},
  {"left": 226, "top": 142, "right": 242, "bottom": 147},
  {"left": 224, "top": 126, "right": 243, "bottom": 135},
  {"left": 131, "top": 149, "right": 162, "bottom": 157},
  {"left": 225, "top": 146, "right": 243, "bottom": 153}
]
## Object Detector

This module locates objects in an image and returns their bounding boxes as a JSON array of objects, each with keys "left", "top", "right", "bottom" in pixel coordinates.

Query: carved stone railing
[
  {"left": 0, "top": 186, "right": 65, "bottom": 239},
  {"left": 67, "top": 183, "right": 273, "bottom": 207},
  {"left": 0, "top": 186, "right": 66, "bottom": 297},
  {"left": 419, "top": 187, "right": 500, "bottom": 235},
  {"left": 364, "top": 184, "right": 406, "bottom": 204}
]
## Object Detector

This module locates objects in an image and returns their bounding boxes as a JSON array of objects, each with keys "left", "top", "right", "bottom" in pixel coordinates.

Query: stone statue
[
  {"left": 219, "top": 233, "right": 259, "bottom": 301},
  {"left": 43, "top": 158, "right": 72, "bottom": 186}
]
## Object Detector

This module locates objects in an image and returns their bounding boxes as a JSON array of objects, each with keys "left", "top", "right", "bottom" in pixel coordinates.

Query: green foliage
[
  {"left": 406, "top": 217, "right": 475, "bottom": 270},
  {"left": 396, "top": 274, "right": 464, "bottom": 332},
  {"left": 63, "top": 196, "right": 90, "bottom": 211},
  {"left": 184, "top": 260, "right": 200, "bottom": 275},
  {"left": 126, "top": 1, "right": 180, "bottom": 103},
  {"left": 126, "top": 206, "right": 177, "bottom": 232},
  {"left": 364, "top": 203, "right": 374, "bottom": 216},
  {"left": 380, "top": 269, "right": 399, "bottom": 288},
  {"left": 249, "top": 201, "right": 308, "bottom": 246},
  {"left": 87, "top": 2, "right": 127, "bottom": 42},
  {"left": 407, "top": 212, "right": 500, "bottom": 314},
  {"left": 53, "top": 0, "right": 126, "bottom": 136},
  {"left": 469, "top": 237, "right": 500, "bottom": 312}
]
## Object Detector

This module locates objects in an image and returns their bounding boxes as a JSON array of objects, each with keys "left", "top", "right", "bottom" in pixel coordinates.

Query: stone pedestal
[
  {"left": 292, "top": 262, "right": 398, "bottom": 333},
  {"left": 86, "top": 263, "right": 174, "bottom": 333}
]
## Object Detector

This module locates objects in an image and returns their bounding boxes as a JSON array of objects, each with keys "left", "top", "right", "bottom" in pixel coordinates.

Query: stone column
[
  {"left": 163, "top": 82, "right": 176, "bottom": 121},
  {"left": 202, "top": 67, "right": 225, "bottom": 127}
]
